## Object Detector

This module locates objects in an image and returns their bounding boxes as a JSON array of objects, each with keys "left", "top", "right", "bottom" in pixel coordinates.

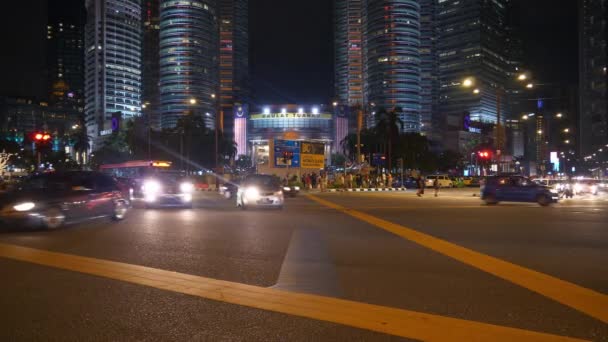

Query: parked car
[
  {"left": 236, "top": 174, "right": 284, "bottom": 209},
  {"left": 481, "top": 175, "right": 559, "bottom": 206},
  {"left": 0, "top": 171, "right": 129, "bottom": 229},
  {"left": 425, "top": 174, "right": 453, "bottom": 188}
]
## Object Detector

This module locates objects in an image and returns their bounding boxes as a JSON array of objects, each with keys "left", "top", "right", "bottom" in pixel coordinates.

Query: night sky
[{"left": 0, "top": 1, "right": 579, "bottom": 102}]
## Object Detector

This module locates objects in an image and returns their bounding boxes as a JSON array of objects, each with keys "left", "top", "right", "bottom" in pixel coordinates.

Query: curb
[{"left": 326, "top": 188, "right": 410, "bottom": 193}]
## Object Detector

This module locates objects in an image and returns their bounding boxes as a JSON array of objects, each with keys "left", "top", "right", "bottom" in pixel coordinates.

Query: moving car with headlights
[
  {"left": 282, "top": 184, "right": 300, "bottom": 198},
  {"left": 0, "top": 171, "right": 128, "bottom": 230},
  {"left": 142, "top": 174, "right": 195, "bottom": 208},
  {"left": 236, "top": 174, "right": 284, "bottom": 209},
  {"left": 481, "top": 175, "right": 559, "bottom": 206},
  {"left": 572, "top": 179, "right": 599, "bottom": 196}
]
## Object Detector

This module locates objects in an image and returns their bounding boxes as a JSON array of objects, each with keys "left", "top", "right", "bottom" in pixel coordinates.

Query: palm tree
[{"left": 374, "top": 107, "right": 403, "bottom": 170}]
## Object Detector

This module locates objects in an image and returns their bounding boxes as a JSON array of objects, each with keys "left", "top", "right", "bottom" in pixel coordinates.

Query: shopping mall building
[{"left": 233, "top": 104, "right": 349, "bottom": 169}]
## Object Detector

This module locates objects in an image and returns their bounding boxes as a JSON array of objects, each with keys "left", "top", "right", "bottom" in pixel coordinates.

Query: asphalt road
[{"left": 0, "top": 190, "right": 607, "bottom": 341}]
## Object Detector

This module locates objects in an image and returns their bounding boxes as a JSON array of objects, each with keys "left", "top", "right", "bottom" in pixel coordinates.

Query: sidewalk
[{"left": 321, "top": 187, "right": 480, "bottom": 197}]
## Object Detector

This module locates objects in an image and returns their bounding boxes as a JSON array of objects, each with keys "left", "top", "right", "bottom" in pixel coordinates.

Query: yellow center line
[
  {"left": 307, "top": 194, "right": 608, "bottom": 325},
  {"left": 0, "top": 242, "right": 586, "bottom": 342}
]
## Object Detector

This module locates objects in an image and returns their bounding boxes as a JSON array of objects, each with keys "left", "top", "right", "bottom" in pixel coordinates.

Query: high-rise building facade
[
  {"left": 159, "top": 0, "right": 218, "bottom": 129},
  {"left": 334, "top": 0, "right": 364, "bottom": 107},
  {"left": 363, "top": 0, "right": 421, "bottom": 133},
  {"left": 219, "top": 0, "right": 249, "bottom": 140},
  {"left": 142, "top": 0, "right": 161, "bottom": 130},
  {"left": 47, "top": 0, "right": 86, "bottom": 110},
  {"left": 85, "top": 0, "right": 143, "bottom": 150},
  {"left": 579, "top": 0, "right": 607, "bottom": 156},
  {"left": 436, "top": 0, "right": 511, "bottom": 135},
  {"left": 419, "top": 0, "right": 438, "bottom": 138}
]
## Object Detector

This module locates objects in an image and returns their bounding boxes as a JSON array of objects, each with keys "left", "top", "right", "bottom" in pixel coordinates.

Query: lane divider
[
  {"left": 0, "top": 242, "right": 586, "bottom": 342},
  {"left": 307, "top": 194, "right": 608, "bottom": 325}
]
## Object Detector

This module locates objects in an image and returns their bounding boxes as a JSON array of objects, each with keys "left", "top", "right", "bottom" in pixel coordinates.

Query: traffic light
[
  {"left": 477, "top": 150, "right": 492, "bottom": 160},
  {"left": 33, "top": 132, "right": 51, "bottom": 143},
  {"left": 282, "top": 151, "right": 294, "bottom": 165}
]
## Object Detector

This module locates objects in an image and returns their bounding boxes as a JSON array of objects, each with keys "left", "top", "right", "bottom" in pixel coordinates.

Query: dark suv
[
  {"left": 481, "top": 175, "right": 559, "bottom": 206},
  {"left": 0, "top": 171, "right": 129, "bottom": 229}
]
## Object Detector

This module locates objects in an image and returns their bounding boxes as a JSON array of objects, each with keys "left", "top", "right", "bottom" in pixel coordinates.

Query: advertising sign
[
  {"left": 301, "top": 142, "right": 325, "bottom": 169},
  {"left": 274, "top": 140, "right": 300, "bottom": 168}
]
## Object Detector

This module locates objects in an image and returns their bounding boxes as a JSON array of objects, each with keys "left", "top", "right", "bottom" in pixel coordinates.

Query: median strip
[
  {"left": 307, "top": 194, "right": 608, "bottom": 325},
  {"left": 0, "top": 242, "right": 586, "bottom": 342}
]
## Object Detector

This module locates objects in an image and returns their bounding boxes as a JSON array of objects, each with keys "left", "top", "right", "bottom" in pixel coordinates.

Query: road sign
[{"left": 274, "top": 140, "right": 300, "bottom": 168}]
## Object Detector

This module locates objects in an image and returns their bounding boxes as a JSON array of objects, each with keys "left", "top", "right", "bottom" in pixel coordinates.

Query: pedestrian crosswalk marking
[
  {"left": 0, "top": 243, "right": 586, "bottom": 342},
  {"left": 308, "top": 194, "right": 608, "bottom": 325}
]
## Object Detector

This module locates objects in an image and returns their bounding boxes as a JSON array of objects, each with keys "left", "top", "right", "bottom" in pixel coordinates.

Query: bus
[{"left": 100, "top": 160, "right": 175, "bottom": 199}]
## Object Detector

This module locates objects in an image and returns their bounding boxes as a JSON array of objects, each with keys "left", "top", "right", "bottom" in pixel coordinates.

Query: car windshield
[{"left": 244, "top": 175, "right": 280, "bottom": 187}]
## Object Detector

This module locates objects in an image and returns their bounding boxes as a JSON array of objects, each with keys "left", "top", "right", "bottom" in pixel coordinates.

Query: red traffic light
[
  {"left": 477, "top": 151, "right": 491, "bottom": 159},
  {"left": 43, "top": 134, "right": 51, "bottom": 141},
  {"left": 33, "top": 132, "right": 51, "bottom": 142},
  {"left": 35, "top": 133, "right": 43, "bottom": 140}
]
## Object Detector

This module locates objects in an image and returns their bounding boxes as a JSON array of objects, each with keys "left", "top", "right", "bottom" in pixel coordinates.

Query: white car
[
  {"left": 236, "top": 175, "right": 284, "bottom": 210},
  {"left": 425, "top": 175, "right": 453, "bottom": 188}
]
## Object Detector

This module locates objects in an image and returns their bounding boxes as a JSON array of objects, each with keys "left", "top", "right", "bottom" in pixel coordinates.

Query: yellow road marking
[
  {"left": 0, "top": 243, "right": 586, "bottom": 342},
  {"left": 308, "top": 195, "right": 608, "bottom": 324}
]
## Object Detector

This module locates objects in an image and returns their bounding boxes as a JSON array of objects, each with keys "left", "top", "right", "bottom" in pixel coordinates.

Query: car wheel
[
  {"left": 112, "top": 201, "right": 128, "bottom": 221},
  {"left": 484, "top": 195, "right": 498, "bottom": 205},
  {"left": 41, "top": 207, "right": 66, "bottom": 230},
  {"left": 537, "top": 195, "right": 551, "bottom": 206}
]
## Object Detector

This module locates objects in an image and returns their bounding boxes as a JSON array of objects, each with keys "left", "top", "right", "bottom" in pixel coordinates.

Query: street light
[
  {"left": 537, "top": 129, "right": 543, "bottom": 135},
  {"left": 473, "top": 88, "right": 480, "bottom": 94},
  {"left": 332, "top": 101, "right": 338, "bottom": 107},
  {"left": 563, "top": 128, "right": 570, "bottom": 133},
  {"left": 521, "top": 115, "right": 528, "bottom": 120},
  {"left": 555, "top": 113, "right": 563, "bottom": 118},
  {"left": 189, "top": 98, "right": 197, "bottom": 105},
  {"left": 565, "top": 140, "right": 570, "bottom": 144},
  {"left": 517, "top": 73, "right": 528, "bottom": 81},
  {"left": 462, "top": 77, "right": 474, "bottom": 88},
  {"left": 526, "top": 83, "right": 534, "bottom": 89},
  {"left": 211, "top": 93, "right": 216, "bottom": 99}
]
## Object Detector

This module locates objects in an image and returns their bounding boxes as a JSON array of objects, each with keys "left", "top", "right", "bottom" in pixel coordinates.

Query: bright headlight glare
[
  {"left": 245, "top": 187, "right": 260, "bottom": 199},
  {"left": 143, "top": 180, "right": 162, "bottom": 195},
  {"left": 180, "top": 182, "right": 194, "bottom": 193},
  {"left": 13, "top": 202, "right": 35, "bottom": 212},
  {"left": 591, "top": 185, "right": 598, "bottom": 193},
  {"left": 294, "top": 186, "right": 300, "bottom": 191},
  {"left": 283, "top": 187, "right": 291, "bottom": 192},
  {"left": 574, "top": 183, "right": 582, "bottom": 192}
]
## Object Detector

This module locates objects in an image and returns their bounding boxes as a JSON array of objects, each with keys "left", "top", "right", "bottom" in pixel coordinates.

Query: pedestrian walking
[
  {"left": 433, "top": 177, "right": 440, "bottom": 197},
  {"left": 416, "top": 176, "right": 425, "bottom": 197},
  {"left": 311, "top": 173, "right": 318, "bottom": 189},
  {"left": 305, "top": 174, "right": 312, "bottom": 190}
]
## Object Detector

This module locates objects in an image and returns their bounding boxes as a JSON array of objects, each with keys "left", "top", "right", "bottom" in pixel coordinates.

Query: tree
[
  {"left": 374, "top": 107, "right": 403, "bottom": 170},
  {"left": 331, "top": 153, "right": 347, "bottom": 167},
  {"left": 219, "top": 134, "right": 238, "bottom": 164},
  {"left": 0, "top": 150, "right": 14, "bottom": 176}
]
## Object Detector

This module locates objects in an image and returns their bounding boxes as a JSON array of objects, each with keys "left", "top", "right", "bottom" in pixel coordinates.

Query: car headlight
[
  {"left": 591, "top": 185, "right": 598, "bottom": 193},
  {"left": 245, "top": 187, "right": 260, "bottom": 200},
  {"left": 143, "top": 180, "right": 162, "bottom": 195},
  {"left": 574, "top": 183, "right": 582, "bottom": 192},
  {"left": 13, "top": 202, "right": 35, "bottom": 212},
  {"left": 550, "top": 189, "right": 559, "bottom": 194},
  {"left": 180, "top": 182, "right": 194, "bottom": 193},
  {"left": 294, "top": 186, "right": 300, "bottom": 191},
  {"left": 283, "top": 186, "right": 291, "bottom": 192}
]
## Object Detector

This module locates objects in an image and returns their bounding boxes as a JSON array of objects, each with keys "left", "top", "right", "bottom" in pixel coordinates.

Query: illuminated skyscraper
[
  {"left": 47, "top": 0, "right": 86, "bottom": 110},
  {"left": 142, "top": 0, "right": 161, "bottom": 130},
  {"left": 159, "top": 0, "right": 218, "bottom": 129},
  {"left": 579, "top": 0, "right": 607, "bottom": 156},
  {"left": 219, "top": 0, "right": 249, "bottom": 140},
  {"left": 363, "top": 0, "right": 421, "bottom": 133},
  {"left": 334, "top": 0, "right": 364, "bottom": 107},
  {"left": 436, "top": 0, "right": 511, "bottom": 129},
  {"left": 85, "top": 0, "right": 143, "bottom": 150}
]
